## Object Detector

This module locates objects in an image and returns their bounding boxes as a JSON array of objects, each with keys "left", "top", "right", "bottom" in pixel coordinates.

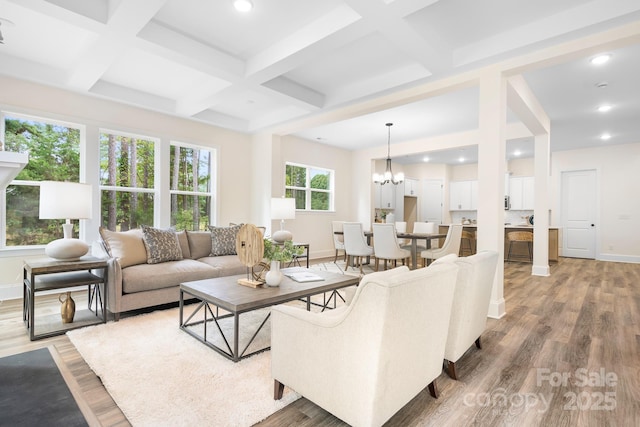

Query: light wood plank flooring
[{"left": 1, "top": 258, "right": 639, "bottom": 426}]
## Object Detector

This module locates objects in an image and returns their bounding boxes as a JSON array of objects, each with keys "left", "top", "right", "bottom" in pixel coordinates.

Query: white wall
[
  {"left": 0, "top": 76, "right": 252, "bottom": 299},
  {"left": 551, "top": 142, "right": 640, "bottom": 262},
  {"left": 271, "top": 135, "right": 353, "bottom": 259}
]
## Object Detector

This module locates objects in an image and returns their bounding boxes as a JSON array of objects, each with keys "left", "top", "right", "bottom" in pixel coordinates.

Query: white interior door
[
  {"left": 561, "top": 170, "right": 596, "bottom": 259},
  {"left": 421, "top": 179, "right": 443, "bottom": 224}
]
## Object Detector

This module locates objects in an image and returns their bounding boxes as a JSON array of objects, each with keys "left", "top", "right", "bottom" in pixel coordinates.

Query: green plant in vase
[{"left": 263, "top": 239, "right": 304, "bottom": 287}]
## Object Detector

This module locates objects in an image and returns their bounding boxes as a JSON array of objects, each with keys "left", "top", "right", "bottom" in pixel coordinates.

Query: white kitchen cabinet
[
  {"left": 509, "top": 176, "right": 535, "bottom": 210},
  {"left": 449, "top": 180, "right": 477, "bottom": 211},
  {"left": 404, "top": 178, "right": 419, "bottom": 196},
  {"left": 375, "top": 183, "right": 396, "bottom": 209}
]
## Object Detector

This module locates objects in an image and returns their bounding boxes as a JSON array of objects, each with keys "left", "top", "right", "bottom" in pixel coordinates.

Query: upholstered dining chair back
[
  {"left": 372, "top": 223, "right": 411, "bottom": 270},
  {"left": 331, "top": 221, "right": 346, "bottom": 262},
  {"left": 394, "top": 221, "right": 408, "bottom": 246},
  {"left": 412, "top": 221, "right": 437, "bottom": 234},
  {"left": 421, "top": 224, "right": 462, "bottom": 265},
  {"left": 342, "top": 222, "right": 374, "bottom": 273},
  {"left": 271, "top": 263, "right": 459, "bottom": 427}
]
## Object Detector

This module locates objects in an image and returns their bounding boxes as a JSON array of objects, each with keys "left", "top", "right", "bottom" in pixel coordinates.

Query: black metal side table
[{"left": 23, "top": 256, "right": 108, "bottom": 341}]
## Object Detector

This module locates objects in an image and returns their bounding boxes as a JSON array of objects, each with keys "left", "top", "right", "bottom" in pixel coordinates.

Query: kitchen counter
[{"left": 438, "top": 224, "right": 560, "bottom": 262}]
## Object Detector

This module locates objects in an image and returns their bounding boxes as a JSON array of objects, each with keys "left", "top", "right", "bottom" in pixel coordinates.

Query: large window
[
  {"left": 285, "top": 162, "right": 334, "bottom": 211},
  {"left": 2, "top": 114, "right": 81, "bottom": 247},
  {"left": 170, "top": 143, "right": 215, "bottom": 230},
  {"left": 99, "top": 131, "right": 155, "bottom": 231}
]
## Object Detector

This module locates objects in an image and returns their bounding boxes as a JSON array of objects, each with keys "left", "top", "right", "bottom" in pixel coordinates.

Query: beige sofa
[{"left": 94, "top": 226, "right": 247, "bottom": 320}]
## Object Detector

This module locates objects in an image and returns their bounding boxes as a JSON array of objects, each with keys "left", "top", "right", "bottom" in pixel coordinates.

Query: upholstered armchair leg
[
  {"left": 475, "top": 336, "right": 482, "bottom": 349},
  {"left": 346, "top": 255, "right": 351, "bottom": 271},
  {"left": 274, "top": 380, "right": 285, "bottom": 400},
  {"left": 445, "top": 360, "right": 458, "bottom": 380},
  {"left": 428, "top": 380, "right": 439, "bottom": 399}
]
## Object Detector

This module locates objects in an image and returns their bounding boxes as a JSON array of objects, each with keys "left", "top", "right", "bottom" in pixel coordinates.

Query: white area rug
[{"left": 67, "top": 306, "right": 300, "bottom": 427}]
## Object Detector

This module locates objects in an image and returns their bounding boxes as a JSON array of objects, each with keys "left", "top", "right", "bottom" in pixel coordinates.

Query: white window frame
[
  {"left": 285, "top": 162, "right": 335, "bottom": 212},
  {"left": 168, "top": 141, "right": 217, "bottom": 229}
]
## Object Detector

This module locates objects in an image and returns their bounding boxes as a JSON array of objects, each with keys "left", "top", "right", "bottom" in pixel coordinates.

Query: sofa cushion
[
  {"left": 121, "top": 259, "right": 218, "bottom": 294},
  {"left": 99, "top": 227, "right": 147, "bottom": 268},
  {"left": 176, "top": 230, "right": 191, "bottom": 259},
  {"left": 141, "top": 225, "right": 183, "bottom": 264},
  {"left": 208, "top": 224, "right": 242, "bottom": 256},
  {"left": 197, "top": 255, "right": 247, "bottom": 276},
  {"left": 187, "top": 231, "right": 212, "bottom": 259}
]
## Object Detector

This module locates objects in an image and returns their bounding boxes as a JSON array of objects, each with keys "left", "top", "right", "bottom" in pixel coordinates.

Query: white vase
[{"left": 265, "top": 261, "right": 283, "bottom": 287}]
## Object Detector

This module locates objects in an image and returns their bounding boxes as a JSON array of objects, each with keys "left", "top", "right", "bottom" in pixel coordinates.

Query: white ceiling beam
[
  {"left": 261, "top": 77, "right": 325, "bottom": 108},
  {"left": 344, "top": 0, "right": 451, "bottom": 75},
  {"left": 66, "top": 0, "right": 169, "bottom": 91},
  {"left": 507, "top": 75, "right": 550, "bottom": 135},
  {"left": 454, "top": 0, "right": 640, "bottom": 67},
  {"left": 90, "top": 80, "right": 176, "bottom": 114}
]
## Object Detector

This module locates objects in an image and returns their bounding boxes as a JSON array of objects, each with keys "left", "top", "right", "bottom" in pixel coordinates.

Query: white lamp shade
[
  {"left": 271, "top": 197, "right": 296, "bottom": 220},
  {"left": 39, "top": 181, "right": 92, "bottom": 219}
]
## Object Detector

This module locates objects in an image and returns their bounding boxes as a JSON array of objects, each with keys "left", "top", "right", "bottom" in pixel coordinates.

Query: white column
[
  {"left": 477, "top": 68, "right": 507, "bottom": 319},
  {"left": 532, "top": 133, "right": 551, "bottom": 276}
]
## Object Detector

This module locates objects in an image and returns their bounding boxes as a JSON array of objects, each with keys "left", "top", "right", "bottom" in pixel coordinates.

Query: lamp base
[
  {"left": 272, "top": 230, "right": 293, "bottom": 243},
  {"left": 45, "top": 238, "right": 90, "bottom": 261}
]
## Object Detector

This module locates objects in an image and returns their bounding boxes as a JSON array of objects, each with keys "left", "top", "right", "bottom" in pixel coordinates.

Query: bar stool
[
  {"left": 506, "top": 231, "right": 533, "bottom": 263},
  {"left": 460, "top": 230, "right": 476, "bottom": 256}
]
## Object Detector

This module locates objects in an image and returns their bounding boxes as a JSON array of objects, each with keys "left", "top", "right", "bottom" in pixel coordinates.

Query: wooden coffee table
[{"left": 179, "top": 270, "right": 359, "bottom": 362}]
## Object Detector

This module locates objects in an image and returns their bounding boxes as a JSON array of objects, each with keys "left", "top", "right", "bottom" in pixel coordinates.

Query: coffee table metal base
[{"left": 179, "top": 296, "right": 272, "bottom": 362}]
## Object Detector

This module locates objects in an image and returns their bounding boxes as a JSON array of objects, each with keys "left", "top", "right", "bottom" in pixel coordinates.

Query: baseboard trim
[
  {"left": 488, "top": 298, "right": 506, "bottom": 319},
  {"left": 0, "top": 284, "right": 21, "bottom": 301},
  {"left": 532, "top": 264, "right": 550, "bottom": 276},
  {"left": 598, "top": 253, "right": 640, "bottom": 264}
]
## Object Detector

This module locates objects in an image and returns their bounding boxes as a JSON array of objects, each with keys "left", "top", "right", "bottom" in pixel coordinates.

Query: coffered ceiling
[{"left": 1, "top": 0, "right": 639, "bottom": 164}]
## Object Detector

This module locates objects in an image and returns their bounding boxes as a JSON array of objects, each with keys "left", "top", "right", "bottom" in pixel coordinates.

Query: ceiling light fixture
[
  {"left": 600, "top": 133, "right": 612, "bottom": 141},
  {"left": 513, "top": 150, "right": 521, "bottom": 157},
  {"left": 233, "top": 0, "right": 253, "bottom": 12},
  {"left": 597, "top": 104, "right": 612, "bottom": 112},
  {"left": 458, "top": 157, "right": 465, "bottom": 163},
  {"left": 590, "top": 54, "right": 611, "bottom": 65},
  {"left": 372, "top": 123, "right": 404, "bottom": 186},
  {"left": 422, "top": 156, "right": 430, "bottom": 162}
]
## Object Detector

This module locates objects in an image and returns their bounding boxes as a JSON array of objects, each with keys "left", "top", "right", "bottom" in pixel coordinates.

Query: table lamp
[
  {"left": 39, "top": 181, "right": 92, "bottom": 260},
  {"left": 271, "top": 197, "right": 295, "bottom": 243}
]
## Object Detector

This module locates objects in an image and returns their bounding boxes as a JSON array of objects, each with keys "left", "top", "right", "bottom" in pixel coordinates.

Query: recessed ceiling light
[
  {"left": 233, "top": 0, "right": 253, "bottom": 12},
  {"left": 513, "top": 150, "right": 521, "bottom": 157},
  {"left": 600, "top": 133, "right": 612, "bottom": 140},
  {"left": 597, "top": 104, "right": 612, "bottom": 113},
  {"left": 422, "top": 156, "right": 430, "bottom": 162},
  {"left": 458, "top": 157, "right": 465, "bottom": 163},
  {"left": 590, "top": 54, "right": 611, "bottom": 65}
]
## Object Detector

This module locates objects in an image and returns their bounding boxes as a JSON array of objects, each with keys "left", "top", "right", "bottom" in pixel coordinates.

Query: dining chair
[
  {"left": 342, "top": 222, "right": 374, "bottom": 274},
  {"left": 395, "top": 221, "right": 409, "bottom": 246},
  {"left": 401, "top": 221, "right": 438, "bottom": 267},
  {"left": 421, "top": 224, "right": 463, "bottom": 266},
  {"left": 372, "top": 223, "right": 411, "bottom": 271},
  {"left": 331, "top": 221, "right": 346, "bottom": 263}
]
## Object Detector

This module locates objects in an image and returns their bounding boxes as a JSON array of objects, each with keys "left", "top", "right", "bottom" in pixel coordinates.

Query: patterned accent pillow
[
  {"left": 208, "top": 224, "right": 243, "bottom": 256},
  {"left": 141, "top": 225, "right": 183, "bottom": 264}
]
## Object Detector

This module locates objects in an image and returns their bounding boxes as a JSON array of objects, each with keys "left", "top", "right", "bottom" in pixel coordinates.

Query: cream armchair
[
  {"left": 271, "top": 263, "right": 459, "bottom": 427},
  {"left": 440, "top": 250, "right": 499, "bottom": 380}
]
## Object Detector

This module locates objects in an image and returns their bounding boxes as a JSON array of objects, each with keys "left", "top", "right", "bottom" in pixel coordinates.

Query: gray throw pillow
[
  {"left": 208, "top": 224, "right": 242, "bottom": 256},
  {"left": 141, "top": 225, "right": 183, "bottom": 264}
]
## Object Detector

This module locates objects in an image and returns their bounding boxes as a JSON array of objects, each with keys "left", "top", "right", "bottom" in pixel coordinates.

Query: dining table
[{"left": 335, "top": 230, "right": 446, "bottom": 270}]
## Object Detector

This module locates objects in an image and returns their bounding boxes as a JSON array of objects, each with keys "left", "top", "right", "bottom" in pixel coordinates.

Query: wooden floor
[{"left": 1, "top": 257, "right": 639, "bottom": 426}]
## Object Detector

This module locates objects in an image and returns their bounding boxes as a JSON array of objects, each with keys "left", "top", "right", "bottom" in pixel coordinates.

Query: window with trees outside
[
  {"left": 285, "top": 162, "right": 334, "bottom": 211},
  {"left": 170, "top": 143, "right": 214, "bottom": 231},
  {"left": 100, "top": 131, "right": 155, "bottom": 231},
  {"left": 2, "top": 114, "right": 82, "bottom": 247}
]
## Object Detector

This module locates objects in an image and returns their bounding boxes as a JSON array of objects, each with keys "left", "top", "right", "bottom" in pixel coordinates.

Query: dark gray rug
[{"left": 0, "top": 347, "right": 87, "bottom": 427}]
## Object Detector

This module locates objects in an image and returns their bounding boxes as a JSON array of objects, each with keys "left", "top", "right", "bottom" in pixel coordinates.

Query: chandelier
[{"left": 372, "top": 123, "right": 404, "bottom": 185}]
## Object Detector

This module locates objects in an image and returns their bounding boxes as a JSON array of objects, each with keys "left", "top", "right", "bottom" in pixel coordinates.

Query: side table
[{"left": 23, "top": 256, "right": 108, "bottom": 341}]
